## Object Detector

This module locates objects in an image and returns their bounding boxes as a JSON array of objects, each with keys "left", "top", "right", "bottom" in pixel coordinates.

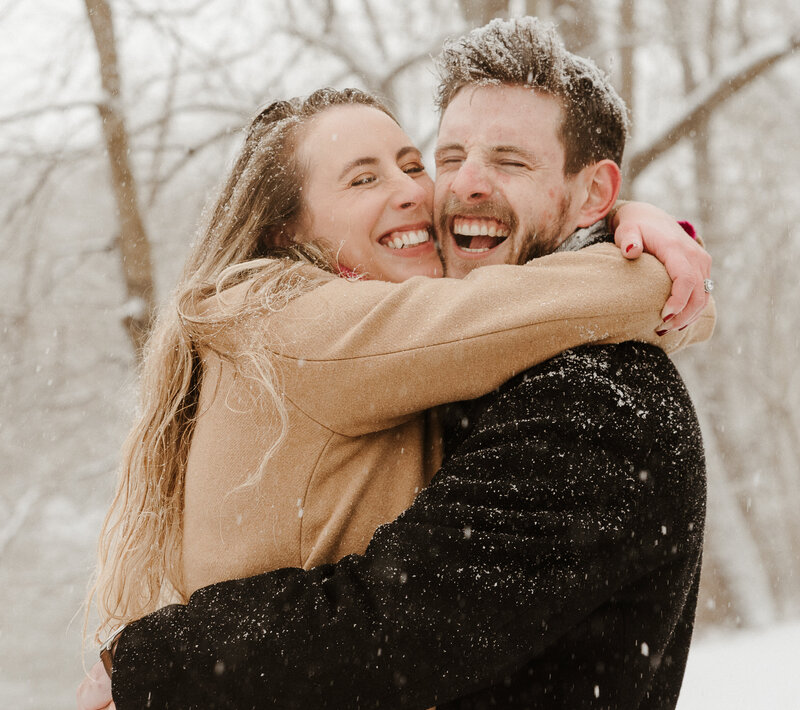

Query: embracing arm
[
  {"left": 240, "top": 244, "right": 714, "bottom": 436},
  {"left": 110, "top": 344, "right": 706, "bottom": 709}
]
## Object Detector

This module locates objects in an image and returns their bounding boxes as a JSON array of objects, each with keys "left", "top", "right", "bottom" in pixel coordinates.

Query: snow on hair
[{"left": 435, "top": 16, "right": 629, "bottom": 175}]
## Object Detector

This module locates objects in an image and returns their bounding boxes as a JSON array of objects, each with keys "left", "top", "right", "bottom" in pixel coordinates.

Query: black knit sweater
[{"left": 112, "top": 340, "right": 706, "bottom": 709}]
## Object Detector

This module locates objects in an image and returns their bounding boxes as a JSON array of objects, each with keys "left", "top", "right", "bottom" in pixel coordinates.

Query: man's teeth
[
  {"left": 452, "top": 218, "right": 510, "bottom": 252},
  {"left": 452, "top": 218, "right": 510, "bottom": 238},
  {"left": 384, "top": 229, "right": 430, "bottom": 250}
]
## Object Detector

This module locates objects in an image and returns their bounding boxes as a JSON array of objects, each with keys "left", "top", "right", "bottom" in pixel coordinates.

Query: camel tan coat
[{"left": 181, "top": 243, "right": 715, "bottom": 595}]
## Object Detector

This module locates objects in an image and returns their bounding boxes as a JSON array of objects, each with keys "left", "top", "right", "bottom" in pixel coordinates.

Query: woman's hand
[
  {"left": 612, "top": 201, "right": 712, "bottom": 333},
  {"left": 76, "top": 660, "right": 114, "bottom": 710}
]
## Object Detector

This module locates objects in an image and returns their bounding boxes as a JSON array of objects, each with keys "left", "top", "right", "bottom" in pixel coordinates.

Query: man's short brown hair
[{"left": 435, "top": 17, "right": 628, "bottom": 175}]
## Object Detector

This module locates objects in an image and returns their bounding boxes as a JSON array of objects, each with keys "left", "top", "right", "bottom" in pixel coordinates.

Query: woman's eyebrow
[
  {"left": 338, "top": 157, "right": 378, "bottom": 181},
  {"left": 396, "top": 146, "right": 421, "bottom": 161},
  {"left": 338, "top": 147, "right": 421, "bottom": 180}
]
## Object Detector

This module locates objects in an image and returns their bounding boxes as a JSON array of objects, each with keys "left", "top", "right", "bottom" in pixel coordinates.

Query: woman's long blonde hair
[{"left": 88, "top": 88, "right": 396, "bottom": 641}]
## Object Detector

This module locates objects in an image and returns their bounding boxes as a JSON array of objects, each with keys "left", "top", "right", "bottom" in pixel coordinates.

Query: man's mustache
[{"left": 436, "top": 196, "right": 518, "bottom": 236}]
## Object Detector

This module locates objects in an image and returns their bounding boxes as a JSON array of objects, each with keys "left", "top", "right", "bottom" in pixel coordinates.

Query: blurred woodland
[{"left": 1, "top": 0, "right": 798, "bottom": 706}]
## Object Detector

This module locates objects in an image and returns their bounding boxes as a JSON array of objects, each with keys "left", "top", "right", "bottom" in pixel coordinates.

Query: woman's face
[{"left": 294, "top": 104, "right": 441, "bottom": 281}]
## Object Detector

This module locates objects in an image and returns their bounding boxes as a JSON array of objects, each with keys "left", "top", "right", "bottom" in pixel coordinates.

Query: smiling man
[
  {"left": 436, "top": 84, "right": 619, "bottom": 272},
  {"left": 82, "top": 17, "right": 714, "bottom": 710}
]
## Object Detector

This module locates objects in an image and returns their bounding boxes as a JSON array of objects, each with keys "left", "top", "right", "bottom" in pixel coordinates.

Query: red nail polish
[
  {"left": 662, "top": 313, "right": 675, "bottom": 322},
  {"left": 656, "top": 329, "right": 668, "bottom": 336},
  {"left": 625, "top": 243, "right": 636, "bottom": 253},
  {"left": 678, "top": 325, "right": 688, "bottom": 331}
]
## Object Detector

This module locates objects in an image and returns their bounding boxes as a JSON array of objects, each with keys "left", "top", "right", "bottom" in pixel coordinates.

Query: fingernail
[
  {"left": 656, "top": 329, "right": 669, "bottom": 336},
  {"left": 625, "top": 243, "right": 637, "bottom": 254},
  {"left": 678, "top": 325, "right": 688, "bottom": 331},
  {"left": 662, "top": 313, "right": 675, "bottom": 323}
]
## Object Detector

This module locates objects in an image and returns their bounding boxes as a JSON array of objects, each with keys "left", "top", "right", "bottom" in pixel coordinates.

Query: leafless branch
[
  {"left": 146, "top": 46, "right": 183, "bottom": 207},
  {"left": 146, "top": 125, "right": 240, "bottom": 205},
  {"left": 281, "top": 25, "right": 380, "bottom": 90},
  {"left": 377, "top": 37, "right": 452, "bottom": 95},
  {"left": 618, "top": 0, "right": 636, "bottom": 119},
  {"left": 361, "top": 0, "right": 389, "bottom": 63},
  {"left": 122, "top": 0, "right": 266, "bottom": 106},
  {"left": 458, "top": 0, "right": 507, "bottom": 26},
  {"left": 119, "top": 0, "right": 218, "bottom": 18},
  {"left": 129, "top": 102, "right": 252, "bottom": 139},
  {"left": 628, "top": 32, "right": 800, "bottom": 181},
  {"left": 1, "top": 159, "right": 61, "bottom": 227},
  {"left": 0, "top": 100, "right": 100, "bottom": 126}
]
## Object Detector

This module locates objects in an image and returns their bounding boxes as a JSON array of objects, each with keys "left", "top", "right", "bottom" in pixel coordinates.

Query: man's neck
[{"left": 553, "top": 220, "right": 611, "bottom": 253}]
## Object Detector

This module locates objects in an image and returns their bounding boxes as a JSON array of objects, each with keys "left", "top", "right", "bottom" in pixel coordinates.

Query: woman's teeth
[{"left": 384, "top": 229, "right": 430, "bottom": 249}]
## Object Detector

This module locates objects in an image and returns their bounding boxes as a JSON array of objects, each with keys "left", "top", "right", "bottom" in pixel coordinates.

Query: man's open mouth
[{"left": 451, "top": 217, "right": 510, "bottom": 253}]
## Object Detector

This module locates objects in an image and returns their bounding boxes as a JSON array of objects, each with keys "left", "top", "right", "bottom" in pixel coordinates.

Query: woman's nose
[{"left": 394, "top": 172, "right": 428, "bottom": 209}]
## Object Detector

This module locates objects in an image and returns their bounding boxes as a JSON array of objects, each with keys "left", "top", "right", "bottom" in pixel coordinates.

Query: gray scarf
[{"left": 553, "top": 219, "right": 612, "bottom": 253}]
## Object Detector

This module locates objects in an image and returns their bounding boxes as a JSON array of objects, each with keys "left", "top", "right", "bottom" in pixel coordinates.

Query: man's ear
[{"left": 574, "top": 160, "right": 622, "bottom": 228}]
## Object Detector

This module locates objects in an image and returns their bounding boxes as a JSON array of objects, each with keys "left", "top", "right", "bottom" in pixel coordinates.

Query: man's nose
[{"left": 450, "top": 160, "right": 492, "bottom": 203}]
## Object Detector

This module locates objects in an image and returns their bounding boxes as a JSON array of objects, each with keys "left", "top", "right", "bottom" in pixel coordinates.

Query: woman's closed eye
[
  {"left": 350, "top": 173, "right": 377, "bottom": 186},
  {"left": 402, "top": 161, "right": 426, "bottom": 175}
]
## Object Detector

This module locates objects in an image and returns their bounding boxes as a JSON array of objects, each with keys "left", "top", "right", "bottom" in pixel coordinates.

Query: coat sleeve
[
  {"left": 110, "top": 343, "right": 706, "bottom": 710},
  {"left": 218, "top": 244, "right": 715, "bottom": 436}
]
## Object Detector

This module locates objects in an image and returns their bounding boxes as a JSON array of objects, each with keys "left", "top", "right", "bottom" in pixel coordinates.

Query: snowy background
[{"left": 1, "top": 0, "right": 799, "bottom": 707}]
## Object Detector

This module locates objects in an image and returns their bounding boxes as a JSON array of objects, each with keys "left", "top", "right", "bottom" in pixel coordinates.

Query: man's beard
[
  {"left": 437, "top": 193, "right": 573, "bottom": 268},
  {"left": 511, "top": 193, "right": 573, "bottom": 264}
]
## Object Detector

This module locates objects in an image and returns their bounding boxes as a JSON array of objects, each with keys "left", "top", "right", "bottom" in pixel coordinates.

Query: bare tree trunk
[
  {"left": 525, "top": 0, "right": 552, "bottom": 21},
  {"left": 458, "top": 0, "right": 508, "bottom": 27},
  {"left": 524, "top": 1, "right": 596, "bottom": 52},
  {"left": 84, "top": 0, "right": 155, "bottom": 360},
  {"left": 702, "top": 419, "right": 779, "bottom": 627},
  {"left": 617, "top": 0, "right": 636, "bottom": 198},
  {"left": 618, "top": 0, "right": 635, "bottom": 122},
  {"left": 693, "top": 0, "right": 718, "bottom": 231}
]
